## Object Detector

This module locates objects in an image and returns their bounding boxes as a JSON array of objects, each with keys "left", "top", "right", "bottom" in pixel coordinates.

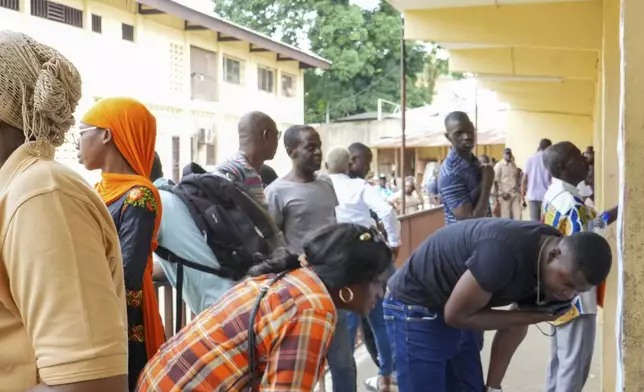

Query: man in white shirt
[{"left": 326, "top": 146, "right": 399, "bottom": 392}]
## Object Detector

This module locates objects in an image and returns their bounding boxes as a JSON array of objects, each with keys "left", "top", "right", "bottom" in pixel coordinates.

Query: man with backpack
[
  {"left": 150, "top": 112, "right": 282, "bottom": 325},
  {"left": 215, "top": 111, "right": 280, "bottom": 207},
  {"left": 151, "top": 154, "right": 235, "bottom": 316}
]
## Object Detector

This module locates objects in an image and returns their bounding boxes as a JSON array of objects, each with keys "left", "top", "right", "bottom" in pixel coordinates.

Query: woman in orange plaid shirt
[{"left": 137, "top": 223, "right": 394, "bottom": 391}]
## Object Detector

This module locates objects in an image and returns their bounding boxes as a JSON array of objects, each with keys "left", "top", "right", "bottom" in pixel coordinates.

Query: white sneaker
[
  {"left": 364, "top": 376, "right": 398, "bottom": 391},
  {"left": 486, "top": 387, "right": 502, "bottom": 392}
]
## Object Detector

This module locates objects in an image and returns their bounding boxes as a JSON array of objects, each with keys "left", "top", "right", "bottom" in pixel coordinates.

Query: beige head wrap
[{"left": 0, "top": 30, "right": 82, "bottom": 147}]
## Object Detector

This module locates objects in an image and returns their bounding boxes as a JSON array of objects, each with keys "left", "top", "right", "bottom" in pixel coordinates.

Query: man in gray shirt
[
  {"left": 265, "top": 125, "right": 337, "bottom": 254},
  {"left": 265, "top": 125, "right": 355, "bottom": 392}
]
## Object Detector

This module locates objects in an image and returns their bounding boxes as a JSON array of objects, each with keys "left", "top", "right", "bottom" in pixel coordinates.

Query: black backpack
[{"left": 154, "top": 163, "right": 281, "bottom": 333}]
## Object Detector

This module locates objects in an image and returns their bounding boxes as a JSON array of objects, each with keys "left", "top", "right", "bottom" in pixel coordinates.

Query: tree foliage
[{"left": 215, "top": 0, "right": 447, "bottom": 123}]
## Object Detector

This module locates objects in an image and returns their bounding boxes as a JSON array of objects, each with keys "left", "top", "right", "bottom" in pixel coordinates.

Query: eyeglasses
[{"left": 67, "top": 126, "right": 105, "bottom": 148}]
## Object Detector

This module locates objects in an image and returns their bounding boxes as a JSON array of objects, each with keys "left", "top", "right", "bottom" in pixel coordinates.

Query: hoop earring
[{"left": 339, "top": 287, "right": 354, "bottom": 304}]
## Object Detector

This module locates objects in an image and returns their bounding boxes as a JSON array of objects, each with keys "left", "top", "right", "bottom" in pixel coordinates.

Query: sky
[{"left": 351, "top": 0, "right": 380, "bottom": 10}]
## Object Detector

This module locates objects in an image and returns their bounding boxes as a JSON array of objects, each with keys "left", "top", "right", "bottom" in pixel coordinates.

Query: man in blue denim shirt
[
  {"left": 383, "top": 219, "right": 612, "bottom": 392},
  {"left": 437, "top": 111, "right": 494, "bottom": 225}
]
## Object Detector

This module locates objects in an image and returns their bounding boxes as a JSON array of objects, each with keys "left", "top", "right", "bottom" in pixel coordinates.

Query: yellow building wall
[
  {"left": 404, "top": 2, "right": 602, "bottom": 51},
  {"left": 504, "top": 111, "right": 593, "bottom": 170},
  {"left": 0, "top": 0, "right": 306, "bottom": 180}
]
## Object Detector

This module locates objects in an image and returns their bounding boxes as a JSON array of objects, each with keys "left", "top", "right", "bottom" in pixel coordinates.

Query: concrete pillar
[
  {"left": 617, "top": 0, "right": 644, "bottom": 389},
  {"left": 600, "top": 0, "right": 621, "bottom": 389}
]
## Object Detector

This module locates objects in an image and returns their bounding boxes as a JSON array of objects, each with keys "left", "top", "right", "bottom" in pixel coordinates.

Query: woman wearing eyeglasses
[
  {"left": 77, "top": 97, "right": 165, "bottom": 390},
  {"left": 137, "top": 223, "right": 392, "bottom": 391}
]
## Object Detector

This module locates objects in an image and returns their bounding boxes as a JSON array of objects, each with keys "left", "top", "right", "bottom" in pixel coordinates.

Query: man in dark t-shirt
[{"left": 384, "top": 218, "right": 612, "bottom": 392}]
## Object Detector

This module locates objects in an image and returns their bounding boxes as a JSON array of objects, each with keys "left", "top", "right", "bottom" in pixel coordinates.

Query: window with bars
[
  {"left": 257, "top": 66, "right": 275, "bottom": 93},
  {"left": 91, "top": 14, "right": 102, "bottom": 33},
  {"left": 122, "top": 23, "right": 134, "bottom": 42},
  {"left": 0, "top": 0, "right": 19, "bottom": 11},
  {"left": 205, "top": 143, "right": 216, "bottom": 166},
  {"left": 190, "top": 136, "right": 195, "bottom": 163},
  {"left": 171, "top": 136, "right": 181, "bottom": 182},
  {"left": 223, "top": 57, "right": 242, "bottom": 85},
  {"left": 282, "top": 73, "right": 296, "bottom": 97},
  {"left": 31, "top": 0, "right": 82, "bottom": 28},
  {"left": 190, "top": 46, "right": 218, "bottom": 102}
]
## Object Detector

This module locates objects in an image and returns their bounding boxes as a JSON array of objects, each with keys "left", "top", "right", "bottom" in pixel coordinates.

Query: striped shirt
[
  {"left": 438, "top": 148, "right": 491, "bottom": 225},
  {"left": 214, "top": 151, "right": 267, "bottom": 208},
  {"left": 543, "top": 178, "right": 597, "bottom": 324},
  {"left": 136, "top": 267, "right": 337, "bottom": 391}
]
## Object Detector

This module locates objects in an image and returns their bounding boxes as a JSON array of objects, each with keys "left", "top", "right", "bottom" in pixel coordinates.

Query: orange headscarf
[{"left": 82, "top": 97, "right": 165, "bottom": 358}]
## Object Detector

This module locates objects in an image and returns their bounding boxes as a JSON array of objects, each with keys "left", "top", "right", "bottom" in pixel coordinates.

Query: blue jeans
[
  {"left": 347, "top": 298, "right": 395, "bottom": 376},
  {"left": 383, "top": 292, "right": 484, "bottom": 392},
  {"left": 327, "top": 309, "right": 357, "bottom": 392}
]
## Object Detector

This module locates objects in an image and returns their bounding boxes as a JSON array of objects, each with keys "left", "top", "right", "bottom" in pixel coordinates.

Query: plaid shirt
[{"left": 137, "top": 267, "right": 337, "bottom": 391}]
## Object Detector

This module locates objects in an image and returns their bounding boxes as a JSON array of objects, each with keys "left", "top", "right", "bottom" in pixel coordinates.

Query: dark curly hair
[{"left": 248, "top": 223, "right": 393, "bottom": 289}]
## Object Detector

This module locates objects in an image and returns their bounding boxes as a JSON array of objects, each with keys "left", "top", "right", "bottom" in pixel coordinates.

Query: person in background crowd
[
  {"left": 479, "top": 154, "right": 498, "bottom": 216},
  {"left": 494, "top": 148, "right": 522, "bottom": 220},
  {"left": 138, "top": 223, "right": 393, "bottom": 391},
  {"left": 348, "top": 143, "right": 372, "bottom": 179},
  {"left": 78, "top": 97, "right": 165, "bottom": 390},
  {"left": 150, "top": 154, "right": 235, "bottom": 315},
  {"left": 388, "top": 176, "right": 424, "bottom": 214},
  {"left": 539, "top": 142, "right": 617, "bottom": 392},
  {"left": 438, "top": 111, "right": 493, "bottom": 226},
  {"left": 326, "top": 147, "right": 399, "bottom": 392},
  {"left": 0, "top": 30, "right": 128, "bottom": 392},
  {"left": 214, "top": 111, "right": 279, "bottom": 207},
  {"left": 582, "top": 146, "right": 595, "bottom": 204},
  {"left": 150, "top": 152, "right": 167, "bottom": 185},
  {"left": 385, "top": 218, "right": 612, "bottom": 392},
  {"left": 377, "top": 173, "right": 393, "bottom": 199},
  {"left": 390, "top": 171, "right": 399, "bottom": 192},
  {"left": 522, "top": 138, "right": 553, "bottom": 221},
  {"left": 425, "top": 160, "right": 441, "bottom": 206},
  {"left": 266, "top": 125, "right": 356, "bottom": 392},
  {"left": 428, "top": 178, "right": 441, "bottom": 206},
  {"left": 344, "top": 142, "right": 396, "bottom": 379},
  {"left": 260, "top": 163, "right": 279, "bottom": 187}
]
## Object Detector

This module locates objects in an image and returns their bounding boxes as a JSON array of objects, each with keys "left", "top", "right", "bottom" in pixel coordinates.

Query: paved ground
[{"left": 319, "top": 323, "right": 602, "bottom": 391}]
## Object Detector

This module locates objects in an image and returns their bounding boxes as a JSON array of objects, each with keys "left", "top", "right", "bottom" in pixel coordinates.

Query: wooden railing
[
  {"left": 394, "top": 206, "right": 445, "bottom": 267},
  {"left": 153, "top": 279, "right": 194, "bottom": 339}
]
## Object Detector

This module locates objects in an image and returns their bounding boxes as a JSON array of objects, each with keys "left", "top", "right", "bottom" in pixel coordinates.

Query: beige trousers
[{"left": 499, "top": 194, "right": 522, "bottom": 220}]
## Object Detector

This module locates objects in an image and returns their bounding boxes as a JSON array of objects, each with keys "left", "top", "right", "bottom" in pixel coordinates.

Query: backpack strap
[
  {"left": 247, "top": 270, "right": 289, "bottom": 390},
  {"left": 154, "top": 246, "right": 228, "bottom": 334},
  {"left": 183, "top": 162, "right": 207, "bottom": 176}
]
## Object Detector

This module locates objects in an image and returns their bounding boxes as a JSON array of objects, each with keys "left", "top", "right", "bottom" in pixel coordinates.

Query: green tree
[
  {"left": 422, "top": 46, "right": 450, "bottom": 103},
  {"left": 215, "top": 0, "right": 438, "bottom": 123},
  {"left": 214, "top": 0, "right": 316, "bottom": 45}
]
